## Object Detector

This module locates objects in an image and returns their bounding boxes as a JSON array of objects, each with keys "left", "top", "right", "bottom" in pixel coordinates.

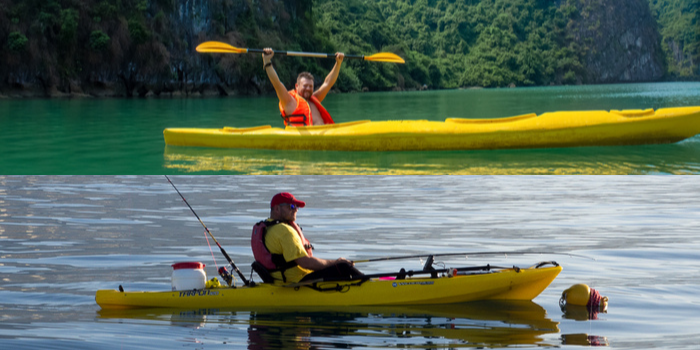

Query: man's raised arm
[
  {"left": 263, "top": 48, "right": 296, "bottom": 115},
  {"left": 313, "top": 52, "right": 344, "bottom": 102}
]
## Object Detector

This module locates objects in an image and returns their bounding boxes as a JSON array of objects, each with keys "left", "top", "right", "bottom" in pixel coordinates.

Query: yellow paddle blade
[
  {"left": 196, "top": 41, "right": 247, "bottom": 54},
  {"left": 364, "top": 52, "right": 405, "bottom": 64}
]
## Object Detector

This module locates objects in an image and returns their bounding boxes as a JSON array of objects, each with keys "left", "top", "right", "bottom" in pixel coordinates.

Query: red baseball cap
[{"left": 270, "top": 192, "right": 306, "bottom": 208}]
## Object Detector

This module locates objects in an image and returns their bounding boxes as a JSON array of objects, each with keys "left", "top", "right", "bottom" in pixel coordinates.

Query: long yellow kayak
[
  {"left": 163, "top": 106, "right": 700, "bottom": 151},
  {"left": 96, "top": 263, "right": 562, "bottom": 309}
]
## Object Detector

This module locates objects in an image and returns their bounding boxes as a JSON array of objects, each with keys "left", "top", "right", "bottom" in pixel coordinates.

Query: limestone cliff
[
  {"left": 0, "top": 0, "right": 689, "bottom": 98},
  {"left": 0, "top": 0, "right": 316, "bottom": 98},
  {"left": 563, "top": 0, "right": 665, "bottom": 83}
]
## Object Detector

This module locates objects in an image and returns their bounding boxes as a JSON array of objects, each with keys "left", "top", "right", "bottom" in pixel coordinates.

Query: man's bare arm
[
  {"left": 313, "top": 52, "right": 344, "bottom": 102},
  {"left": 263, "top": 48, "right": 296, "bottom": 115}
]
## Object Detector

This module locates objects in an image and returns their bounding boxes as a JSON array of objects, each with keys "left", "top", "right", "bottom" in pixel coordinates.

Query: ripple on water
[{"left": 1, "top": 176, "right": 700, "bottom": 349}]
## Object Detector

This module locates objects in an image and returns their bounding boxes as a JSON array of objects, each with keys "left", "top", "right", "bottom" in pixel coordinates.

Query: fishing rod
[
  {"left": 352, "top": 251, "right": 595, "bottom": 264},
  {"left": 165, "top": 175, "right": 251, "bottom": 286}
]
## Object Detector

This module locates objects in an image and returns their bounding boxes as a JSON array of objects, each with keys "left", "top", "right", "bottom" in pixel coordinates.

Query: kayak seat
[
  {"left": 222, "top": 125, "right": 272, "bottom": 133},
  {"left": 609, "top": 109, "right": 655, "bottom": 117},
  {"left": 251, "top": 261, "right": 276, "bottom": 284},
  {"left": 284, "top": 120, "right": 372, "bottom": 131},
  {"left": 445, "top": 113, "right": 537, "bottom": 124}
]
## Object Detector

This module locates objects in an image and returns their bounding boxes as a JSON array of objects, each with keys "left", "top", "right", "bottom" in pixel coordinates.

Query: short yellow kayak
[
  {"left": 163, "top": 106, "right": 700, "bottom": 151},
  {"left": 96, "top": 263, "right": 561, "bottom": 309}
]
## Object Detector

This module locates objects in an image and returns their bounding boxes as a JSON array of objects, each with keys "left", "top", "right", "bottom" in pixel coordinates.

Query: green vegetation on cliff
[
  {"left": 649, "top": 0, "right": 700, "bottom": 78},
  {"left": 0, "top": 0, "right": 697, "bottom": 97},
  {"left": 1, "top": 0, "right": 179, "bottom": 95},
  {"left": 316, "top": 0, "right": 585, "bottom": 90}
]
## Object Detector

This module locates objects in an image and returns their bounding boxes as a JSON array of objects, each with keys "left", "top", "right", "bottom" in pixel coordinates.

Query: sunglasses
[{"left": 283, "top": 203, "right": 300, "bottom": 210}]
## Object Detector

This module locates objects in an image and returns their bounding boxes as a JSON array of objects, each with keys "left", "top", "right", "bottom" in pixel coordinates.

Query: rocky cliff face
[
  {"left": 563, "top": 0, "right": 665, "bottom": 83},
  {"left": 0, "top": 0, "right": 312, "bottom": 98},
  {"left": 666, "top": 38, "right": 697, "bottom": 76},
  {"left": 648, "top": 0, "right": 699, "bottom": 78},
  {"left": 0, "top": 0, "right": 677, "bottom": 98}
]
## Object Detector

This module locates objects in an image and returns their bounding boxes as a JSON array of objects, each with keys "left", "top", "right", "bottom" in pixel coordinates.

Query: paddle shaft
[
  {"left": 353, "top": 251, "right": 594, "bottom": 263},
  {"left": 248, "top": 48, "right": 364, "bottom": 60},
  {"left": 164, "top": 176, "right": 251, "bottom": 286}
]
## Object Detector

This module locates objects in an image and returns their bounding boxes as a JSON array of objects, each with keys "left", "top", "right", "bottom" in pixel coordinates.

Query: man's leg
[{"left": 301, "top": 262, "right": 364, "bottom": 282}]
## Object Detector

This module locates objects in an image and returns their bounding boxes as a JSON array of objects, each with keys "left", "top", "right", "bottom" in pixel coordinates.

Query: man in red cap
[{"left": 251, "top": 192, "right": 363, "bottom": 284}]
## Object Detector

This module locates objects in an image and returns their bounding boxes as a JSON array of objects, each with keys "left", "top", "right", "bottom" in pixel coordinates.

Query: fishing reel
[{"left": 218, "top": 266, "right": 233, "bottom": 287}]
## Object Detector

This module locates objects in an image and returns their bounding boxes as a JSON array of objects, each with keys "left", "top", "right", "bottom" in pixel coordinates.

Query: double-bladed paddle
[{"left": 196, "top": 41, "right": 405, "bottom": 64}]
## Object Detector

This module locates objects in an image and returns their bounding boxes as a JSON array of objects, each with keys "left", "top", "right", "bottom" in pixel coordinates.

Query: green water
[{"left": 1, "top": 82, "right": 699, "bottom": 174}]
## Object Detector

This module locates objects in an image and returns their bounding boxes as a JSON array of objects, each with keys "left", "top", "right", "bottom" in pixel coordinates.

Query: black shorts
[{"left": 300, "top": 262, "right": 364, "bottom": 282}]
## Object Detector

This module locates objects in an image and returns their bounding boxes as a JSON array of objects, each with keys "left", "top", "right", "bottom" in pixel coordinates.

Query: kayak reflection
[
  {"left": 163, "top": 139, "right": 700, "bottom": 175},
  {"left": 98, "top": 300, "right": 560, "bottom": 348}
]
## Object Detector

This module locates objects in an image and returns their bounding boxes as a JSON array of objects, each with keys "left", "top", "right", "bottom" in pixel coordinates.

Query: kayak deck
[
  {"left": 96, "top": 263, "right": 562, "bottom": 310},
  {"left": 163, "top": 106, "right": 700, "bottom": 151}
]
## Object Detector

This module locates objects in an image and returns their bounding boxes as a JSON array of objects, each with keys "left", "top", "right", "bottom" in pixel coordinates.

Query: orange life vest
[{"left": 279, "top": 90, "right": 335, "bottom": 127}]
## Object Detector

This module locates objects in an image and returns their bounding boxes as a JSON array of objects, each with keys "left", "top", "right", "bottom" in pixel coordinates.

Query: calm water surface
[
  {"left": 1, "top": 82, "right": 700, "bottom": 174},
  {"left": 1, "top": 175, "right": 699, "bottom": 349}
]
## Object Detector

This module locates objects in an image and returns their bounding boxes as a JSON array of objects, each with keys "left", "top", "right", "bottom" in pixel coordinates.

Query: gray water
[{"left": 1, "top": 175, "right": 700, "bottom": 348}]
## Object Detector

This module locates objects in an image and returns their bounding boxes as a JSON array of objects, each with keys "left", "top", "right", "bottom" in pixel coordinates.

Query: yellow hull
[
  {"left": 163, "top": 106, "right": 700, "bottom": 151},
  {"left": 96, "top": 264, "right": 561, "bottom": 310}
]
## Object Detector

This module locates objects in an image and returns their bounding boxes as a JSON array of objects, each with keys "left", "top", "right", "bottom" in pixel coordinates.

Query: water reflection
[
  {"left": 98, "top": 301, "right": 561, "bottom": 348},
  {"left": 561, "top": 304, "right": 607, "bottom": 321},
  {"left": 561, "top": 334, "right": 610, "bottom": 346},
  {"left": 163, "top": 138, "right": 700, "bottom": 174}
]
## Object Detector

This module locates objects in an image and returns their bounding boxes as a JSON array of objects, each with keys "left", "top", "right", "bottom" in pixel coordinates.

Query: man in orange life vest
[
  {"left": 251, "top": 192, "right": 364, "bottom": 284},
  {"left": 262, "top": 48, "right": 344, "bottom": 127}
]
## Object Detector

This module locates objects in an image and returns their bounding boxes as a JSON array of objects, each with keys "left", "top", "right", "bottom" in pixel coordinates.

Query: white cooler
[{"left": 171, "top": 262, "right": 206, "bottom": 291}]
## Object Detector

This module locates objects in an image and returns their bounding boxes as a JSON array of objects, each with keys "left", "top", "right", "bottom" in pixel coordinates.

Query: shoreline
[{"left": 1, "top": 79, "right": 698, "bottom": 100}]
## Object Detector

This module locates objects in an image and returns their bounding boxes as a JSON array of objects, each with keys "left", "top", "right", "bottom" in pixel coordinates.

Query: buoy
[{"left": 560, "top": 283, "right": 608, "bottom": 311}]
